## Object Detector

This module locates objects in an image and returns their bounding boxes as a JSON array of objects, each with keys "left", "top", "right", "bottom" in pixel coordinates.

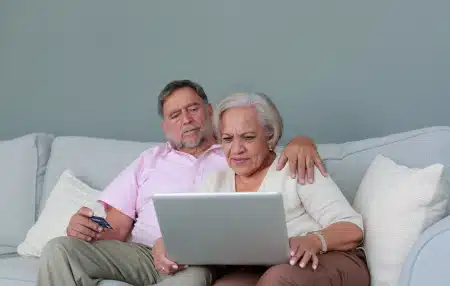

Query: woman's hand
[{"left": 289, "top": 234, "right": 322, "bottom": 270}]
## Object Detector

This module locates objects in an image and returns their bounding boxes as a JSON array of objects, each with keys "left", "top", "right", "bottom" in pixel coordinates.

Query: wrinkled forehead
[
  {"left": 162, "top": 88, "right": 205, "bottom": 114},
  {"left": 220, "top": 107, "right": 262, "bottom": 134}
]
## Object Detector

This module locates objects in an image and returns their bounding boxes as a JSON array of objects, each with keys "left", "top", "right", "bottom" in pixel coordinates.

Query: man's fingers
[
  {"left": 315, "top": 156, "right": 328, "bottom": 177},
  {"left": 154, "top": 258, "right": 170, "bottom": 274},
  {"left": 299, "top": 251, "right": 312, "bottom": 268},
  {"left": 67, "top": 228, "right": 93, "bottom": 242},
  {"left": 156, "top": 262, "right": 170, "bottom": 275},
  {"left": 157, "top": 254, "right": 177, "bottom": 274},
  {"left": 297, "top": 156, "right": 306, "bottom": 184},
  {"left": 289, "top": 158, "right": 298, "bottom": 179},
  {"left": 84, "top": 217, "right": 103, "bottom": 232},
  {"left": 306, "top": 156, "right": 315, "bottom": 184},
  {"left": 161, "top": 254, "right": 176, "bottom": 266},
  {"left": 74, "top": 215, "right": 101, "bottom": 232},
  {"left": 72, "top": 224, "right": 99, "bottom": 239},
  {"left": 77, "top": 207, "right": 94, "bottom": 217},
  {"left": 74, "top": 232, "right": 92, "bottom": 242},
  {"left": 276, "top": 154, "right": 288, "bottom": 171},
  {"left": 158, "top": 263, "right": 178, "bottom": 275},
  {"left": 311, "top": 254, "right": 319, "bottom": 270}
]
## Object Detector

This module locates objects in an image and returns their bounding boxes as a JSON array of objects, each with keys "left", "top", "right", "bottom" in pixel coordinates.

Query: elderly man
[{"left": 37, "top": 80, "right": 327, "bottom": 286}]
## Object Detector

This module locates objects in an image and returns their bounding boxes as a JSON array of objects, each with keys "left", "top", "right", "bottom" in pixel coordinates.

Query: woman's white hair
[{"left": 213, "top": 92, "right": 283, "bottom": 149}]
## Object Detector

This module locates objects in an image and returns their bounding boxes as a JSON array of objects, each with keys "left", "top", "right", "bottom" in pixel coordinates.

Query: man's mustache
[{"left": 181, "top": 125, "right": 201, "bottom": 134}]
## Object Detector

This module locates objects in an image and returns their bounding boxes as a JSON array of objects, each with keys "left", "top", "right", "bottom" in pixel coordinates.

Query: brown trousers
[{"left": 213, "top": 248, "right": 370, "bottom": 286}]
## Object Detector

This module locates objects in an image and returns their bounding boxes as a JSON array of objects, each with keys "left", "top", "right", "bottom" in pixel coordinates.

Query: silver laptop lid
[{"left": 153, "top": 192, "right": 290, "bottom": 265}]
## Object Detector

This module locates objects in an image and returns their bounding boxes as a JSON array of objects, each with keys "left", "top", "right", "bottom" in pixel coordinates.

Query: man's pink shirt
[{"left": 98, "top": 142, "right": 227, "bottom": 247}]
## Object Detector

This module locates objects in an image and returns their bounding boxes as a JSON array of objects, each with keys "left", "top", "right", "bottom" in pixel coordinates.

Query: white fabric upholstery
[
  {"left": 0, "top": 255, "right": 40, "bottom": 286},
  {"left": 40, "top": 136, "right": 158, "bottom": 215},
  {"left": 0, "top": 255, "right": 132, "bottom": 286},
  {"left": 0, "top": 134, "right": 53, "bottom": 251},
  {"left": 18, "top": 170, "right": 106, "bottom": 257},
  {"left": 353, "top": 155, "right": 450, "bottom": 286},
  {"left": 317, "top": 126, "right": 450, "bottom": 202}
]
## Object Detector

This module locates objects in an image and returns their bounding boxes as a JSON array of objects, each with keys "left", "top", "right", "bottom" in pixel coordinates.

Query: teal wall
[{"left": 1, "top": 0, "right": 450, "bottom": 144}]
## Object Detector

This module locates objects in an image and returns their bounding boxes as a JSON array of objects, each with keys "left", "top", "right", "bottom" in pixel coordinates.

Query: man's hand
[
  {"left": 66, "top": 207, "right": 103, "bottom": 241},
  {"left": 152, "top": 237, "right": 186, "bottom": 275},
  {"left": 277, "top": 136, "right": 327, "bottom": 184}
]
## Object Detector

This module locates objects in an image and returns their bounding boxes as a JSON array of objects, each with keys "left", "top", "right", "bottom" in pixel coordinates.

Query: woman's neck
[{"left": 235, "top": 152, "right": 276, "bottom": 192}]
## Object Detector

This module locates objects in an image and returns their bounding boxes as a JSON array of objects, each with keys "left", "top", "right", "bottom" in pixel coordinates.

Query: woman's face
[{"left": 220, "top": 106, "right": 272, "bottom": 177}]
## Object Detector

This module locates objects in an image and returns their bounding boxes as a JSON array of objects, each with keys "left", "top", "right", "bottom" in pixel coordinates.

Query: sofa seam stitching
[
  {"left": 322, "top": 127, "right": 450, "bottom": 161},
  {"left": 0, "top": 277, "right": 34, "bottom": 282},
  {"left": 33, "top": 135, "right": 40, "bottom": 223}
]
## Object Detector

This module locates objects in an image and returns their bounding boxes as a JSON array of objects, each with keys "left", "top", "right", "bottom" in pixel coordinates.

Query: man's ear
[
  {"left": 161, "top": 120, "right": 167, "bottom": 133},
  {"left": 206, "top": 104, "right": 213, "bottom": 118}
]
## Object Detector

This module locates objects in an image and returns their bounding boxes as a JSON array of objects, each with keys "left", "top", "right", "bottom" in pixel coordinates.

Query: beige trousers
[{"left": 37, "top": 236, "right": 214, "bottom": 286}]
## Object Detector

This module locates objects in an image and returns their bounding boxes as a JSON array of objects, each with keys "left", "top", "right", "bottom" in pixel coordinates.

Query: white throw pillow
[
  {"left": 353, "top": 154, "right": 450, "bottom": 286},
  {"left": 17, "top": 170, "right": 106, "bottom": 257}
]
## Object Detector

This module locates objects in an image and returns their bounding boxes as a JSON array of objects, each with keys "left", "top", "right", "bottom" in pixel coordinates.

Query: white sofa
[{"left": 1, "top": 126, "right": 450, "bottom": 286}]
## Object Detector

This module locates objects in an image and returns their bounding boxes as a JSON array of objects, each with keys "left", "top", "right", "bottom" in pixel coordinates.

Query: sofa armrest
[{"left": 398, "top": 215, "right": 450, "bottom": 286}]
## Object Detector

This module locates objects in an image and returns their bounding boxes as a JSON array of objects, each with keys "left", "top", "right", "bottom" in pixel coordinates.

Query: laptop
[{"left": 153, "top": 192, "right": 290, "bottom": 265}]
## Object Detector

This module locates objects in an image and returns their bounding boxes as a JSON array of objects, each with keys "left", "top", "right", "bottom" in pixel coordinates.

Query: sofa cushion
[
  {"left": 0, "top": 255, "right": 134, "bottom": 286},
  {"left": 353, "top": 154, "right": 450, "bottom": 286},
  {"left": 0, "top": 255, "right": 40, "bottom": 286},
  {"left": 0, "top": 255, "right": 132, "bottom": 286},
  {"left": 318, "top": 126, "right": 450, "bottom": 202},
  {"left": 0, "top": 134, "right": 53, "bottom": 252},
  {"left": 40, "top": 136, "right": 158, "bottom": 215},
  {"left": 18, "top": 170, "right": 106, "bottom": 257}
]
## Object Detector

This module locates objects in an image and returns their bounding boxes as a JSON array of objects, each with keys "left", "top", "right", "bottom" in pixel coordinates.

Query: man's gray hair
[
  {"left": 158, "top": 79, "right": 209, "bottom": 117},
  {"left": 213, "top": 92, "right": 283, "bottom": 149}
]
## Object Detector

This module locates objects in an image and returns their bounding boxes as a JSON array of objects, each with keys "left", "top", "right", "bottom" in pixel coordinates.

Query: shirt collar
[{"left": 164, "top": 141, "right": 222, "bottom": 156}]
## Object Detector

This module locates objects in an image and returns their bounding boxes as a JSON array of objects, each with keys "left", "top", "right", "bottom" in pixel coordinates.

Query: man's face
[{"left": 161, "top": 87, "right": 213, "bottom": 149}]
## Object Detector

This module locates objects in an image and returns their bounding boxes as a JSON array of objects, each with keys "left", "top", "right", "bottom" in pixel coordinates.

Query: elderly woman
[{"left": 199, "top": 92, "right": 370, "bottom": 286}]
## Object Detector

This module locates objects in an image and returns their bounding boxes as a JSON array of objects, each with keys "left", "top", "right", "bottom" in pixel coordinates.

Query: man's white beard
[
  {"left": 166, "top": 125, "right": 212, "bottom": 150},
  {"left": 167, "top": 134, "right": 203, "bottom": 150},
  {"left": 181, "top": 136, "right": 205, "bottom": 149}
]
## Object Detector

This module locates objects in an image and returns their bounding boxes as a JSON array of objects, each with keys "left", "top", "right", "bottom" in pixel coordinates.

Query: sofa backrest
[
  {"left": 318, "top": 126, "right": 450, "bottom": 203},
  {"left": 0, "top": 133, "right": 53, "bottom": 251},
  {"left": 39, "top": 126, "right": 450, "bottom": 216},
  {"left": 2, "top": 126, "right": 447, "bottom": 254},
  {"left": 39, "top": 136, "right": 158, "bottom": 215}
]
